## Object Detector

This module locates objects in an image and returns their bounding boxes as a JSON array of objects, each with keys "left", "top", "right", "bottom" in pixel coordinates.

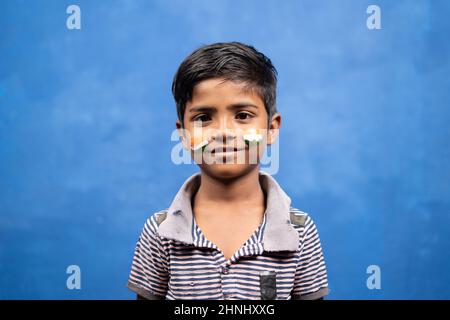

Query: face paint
[
  {"left": 191, "top": 139, "right": 209, "bottom": 152},
  {"left": 190, "top": 135, "right": 210, "bottom": 152},
  {"left": 243, "top": 128, "right": 263, "bottom": 144}
]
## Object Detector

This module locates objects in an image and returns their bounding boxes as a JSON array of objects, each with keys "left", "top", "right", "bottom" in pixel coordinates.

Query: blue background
[{"left": 1, "top": 0, "right": 449, "bottom": 299}]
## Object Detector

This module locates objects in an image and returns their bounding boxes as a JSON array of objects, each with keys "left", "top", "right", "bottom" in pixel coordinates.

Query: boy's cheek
[{"left": 177, "top": 130, "right": 191, "bottom": 151}]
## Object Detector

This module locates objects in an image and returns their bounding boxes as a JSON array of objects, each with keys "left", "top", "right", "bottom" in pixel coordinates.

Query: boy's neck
[{"left": 194, "top": 167, "right": 265, "bottom": 210}]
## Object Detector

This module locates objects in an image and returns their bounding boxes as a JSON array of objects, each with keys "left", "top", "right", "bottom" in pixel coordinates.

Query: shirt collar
[{"left": 158, "top": 170, "right": 299, "bottom": 252}]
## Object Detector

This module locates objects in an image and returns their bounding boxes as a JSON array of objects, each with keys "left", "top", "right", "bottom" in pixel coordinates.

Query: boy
[{"left": 127, "top": 42, "right": 329, "bottom": 300}]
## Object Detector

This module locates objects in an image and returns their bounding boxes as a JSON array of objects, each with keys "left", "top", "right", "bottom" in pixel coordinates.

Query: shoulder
[
  {"left": 289, "top": 206, "right": 316, "bottom": 228},
  {"left": 288, "top": 207, "right": 320, "bottom": 238},
  {"left": 140, "top": 209, "right": 169, "bottom": 239},
  {"left": 149, "top": 209, "right": 169, "bottom": 227},
  {"left": 289, "top": 207, "right": 309, "bottom": 227}
]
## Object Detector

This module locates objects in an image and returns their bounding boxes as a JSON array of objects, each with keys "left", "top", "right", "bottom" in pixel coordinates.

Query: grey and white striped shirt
[{"left": 127, "top": 171, "right": 329, "bottom": 300}]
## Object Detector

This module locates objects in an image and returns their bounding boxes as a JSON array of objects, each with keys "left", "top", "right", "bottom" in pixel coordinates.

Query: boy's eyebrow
[
  {"left": 227, "top": 103, "right": 259, "bottom": 110},
  {"left": 189, "top": 103, "right": 260, "bottom": 113},
  {"left": 189, "top": 106, "right": 216, "bottom": 113}
]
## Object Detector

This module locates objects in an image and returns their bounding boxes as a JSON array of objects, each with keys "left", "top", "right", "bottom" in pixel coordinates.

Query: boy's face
[{"left": 176, "top": 78, "right": 280, "bottom": 180}]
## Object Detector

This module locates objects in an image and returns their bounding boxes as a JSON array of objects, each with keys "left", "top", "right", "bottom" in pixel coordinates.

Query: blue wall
[{"left": 1, "top": 0, "right": 449, "bottom": 299}]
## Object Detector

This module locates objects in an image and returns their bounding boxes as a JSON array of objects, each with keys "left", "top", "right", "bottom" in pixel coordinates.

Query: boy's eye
[
  {"left": 193, "top": 114, "right": 211, "bottom": 123},
  {"left": 235, "top": 112, "right": 252, "bottom": 120}
]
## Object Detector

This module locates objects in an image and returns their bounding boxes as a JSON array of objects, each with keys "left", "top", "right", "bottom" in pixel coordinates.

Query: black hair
[{"left": 172, "top": 42, "right": 278, "bottom": 127}]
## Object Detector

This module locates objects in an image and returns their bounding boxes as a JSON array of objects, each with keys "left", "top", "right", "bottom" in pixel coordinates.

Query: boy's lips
[{"left": 210, "top": 146, "right": 246, "bottom": 154}]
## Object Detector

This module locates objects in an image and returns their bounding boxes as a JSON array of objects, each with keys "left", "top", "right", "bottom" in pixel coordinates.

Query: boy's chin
[{"left": 199, "top": 163, "right": 259, "bottom": 181}]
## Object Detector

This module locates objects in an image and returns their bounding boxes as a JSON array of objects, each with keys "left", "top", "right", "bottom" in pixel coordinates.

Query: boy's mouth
[{"left": 210, "top": 146, "right": 246, "bottom": 154}]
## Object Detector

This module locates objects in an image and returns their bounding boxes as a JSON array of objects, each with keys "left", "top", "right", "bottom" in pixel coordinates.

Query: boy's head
[
  {"left": 172, "top": 42, "right": 281, "bottom": 179},
  {"left": 173, "top": 42, "right": 278, "bottom": 128}
]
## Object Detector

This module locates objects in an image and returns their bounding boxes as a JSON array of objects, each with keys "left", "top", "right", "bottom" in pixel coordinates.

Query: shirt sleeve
[
  {"left": 291, "top": 215, "right": 329, "bottom": 300},
  {"left": 127, "top": 215, "right": 169, "bottom": 299}
]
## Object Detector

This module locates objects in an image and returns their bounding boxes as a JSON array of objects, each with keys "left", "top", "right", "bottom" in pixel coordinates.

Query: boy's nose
[
  {"left": 218, "top": 116, "right": 236, "bottom": 131},
  {"left": 210, "top": 117, "right": 239, "bottom": 142},
  {"left": 211, "top": 128, "right": 236, "bottom": 145}
]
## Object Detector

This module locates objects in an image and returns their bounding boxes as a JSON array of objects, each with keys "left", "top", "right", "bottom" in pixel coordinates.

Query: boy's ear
[
  {"left": 267, "top": 113, "right": 281, "bottom": 145},
  {"left": 176, "top": 119, "right": 190, "bottom": 150}
]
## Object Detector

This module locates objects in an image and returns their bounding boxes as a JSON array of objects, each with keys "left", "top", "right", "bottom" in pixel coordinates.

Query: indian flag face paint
[
  {"left": 243, "top": 129, "right": 263, "bottom": 145},
  {"left": 190, "top": 135, "right": 210, "bottom": 152}
]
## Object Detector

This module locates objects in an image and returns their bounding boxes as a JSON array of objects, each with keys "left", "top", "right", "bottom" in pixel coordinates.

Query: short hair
[{"left": 172, "top": 42, "right": 278, "bottom": 127}]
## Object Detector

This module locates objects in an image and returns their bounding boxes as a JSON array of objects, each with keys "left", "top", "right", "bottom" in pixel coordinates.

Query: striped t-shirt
[{"left": 127, "top": 171, "right": 329, "bottom": 300}]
